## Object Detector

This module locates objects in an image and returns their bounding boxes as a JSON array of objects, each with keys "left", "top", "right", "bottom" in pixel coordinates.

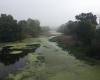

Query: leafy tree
[
  {"left": 0, "top": 13, "right": 42, "bottom": 42},
  {"left": 75, "top": 12, "right": 97, "bottom": 45},
  {"left": 58, "top": 12, "right": 97, "bottom": 45},
  {"left": 57, "top": 21, "right": 78, "bottom": 36},
  {"left": 63, "top": 21, "right": 78, "bottom": 35},
  {"left": 0, "top": 14, "right": 20, "bottom": 42},
  {"left": 76, "top": 22, "right": 96, "bottom": 45},
  {"left": 18, "top": 19, "right": 41, "bottom": 38},
  {"left": 27, "top": 18, "right": 41, "bottom": 36},
  {"left": 18, "top": 20, "right": 28, "bottom": 39},
  {"left": 75, "top": 12, "right": 97, "bottom": 25}
]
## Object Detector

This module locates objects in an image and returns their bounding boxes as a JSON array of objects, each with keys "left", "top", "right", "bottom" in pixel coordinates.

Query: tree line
[
  {"left": 58, "top": 12, "right": 100, "bottom": 59},
  {"left": 0, "top": 14, "right": 41, "bottom": 42}
]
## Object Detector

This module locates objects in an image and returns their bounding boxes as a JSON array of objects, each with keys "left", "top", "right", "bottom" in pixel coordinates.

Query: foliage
[
  {"left": 76, "top": 22, "right": 96, "bottom": 45},
  {"left": 0, "top": 14, "right": 20, "bottom": 42},
  {"left": 58, "top": 12, "right": 97, "bottom": 45},
  {"left": 18, "top": 20, "right": 28, "bottom": 39},
  {"left": 75, "top": 12, "right": 97, "bottom": 25},
  {"left": 27, "top": 18, "right": 41, "bottom": 36},
  {"left": 0, "top": 14, "right": 41, "bottom": 42},
  {"left": 75, "top": 12, "right": 97, "bottom": 45},
  {"left": 41, "top": 26, "right": 50, "bottom": 32},
  {"left": 57, "top": 12, "right": 100, "bottom": 59}
]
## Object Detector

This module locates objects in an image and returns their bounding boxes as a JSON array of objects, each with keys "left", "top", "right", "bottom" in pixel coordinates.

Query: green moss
[
  {"left": 10, "top": 43, "right": 26, "bottom": 49},
  {"left": 5, "top": 53, "right": 39, "bottom": 80},
  {"left": 0, "top": 37, "right": 40, "bottom": 48},
  {"left": 10, "top": 51, "right": 23, "bottom": 54},
  {"left": 27, "top": 53, "right": 38, "bottom": 64},
  {"left": 4, "top": 37, "right": 100, "bottom": 80}
]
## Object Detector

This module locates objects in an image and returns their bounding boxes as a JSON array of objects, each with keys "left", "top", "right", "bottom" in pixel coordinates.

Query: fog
[{"left": 0, "top": 0, "right": 100, "bottom": 27}]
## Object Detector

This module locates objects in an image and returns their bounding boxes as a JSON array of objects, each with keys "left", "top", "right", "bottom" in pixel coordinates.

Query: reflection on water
[
  {"left": 0, "top": 44, "right": 40, "bottom": 78},
  {"left": 0, "top": 56, "right": 27, "bottom": 78}
]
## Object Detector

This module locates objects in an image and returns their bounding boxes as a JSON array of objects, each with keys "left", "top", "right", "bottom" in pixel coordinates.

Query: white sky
[{"left": 0, "top": 0, "right": 100, "bottom": 27}]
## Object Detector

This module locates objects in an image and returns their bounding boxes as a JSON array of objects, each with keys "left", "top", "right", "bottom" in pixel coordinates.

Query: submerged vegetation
[
  {"left": 0, "top": 37, "right": 41, "bottom": 79},
  {"left": 5, "top": 38, "right": 100, "bottom": 80}
]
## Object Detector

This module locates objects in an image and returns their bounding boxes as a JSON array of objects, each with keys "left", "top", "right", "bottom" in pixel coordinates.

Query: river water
[
  {"left": 0, "top": 37, "right": 100, "bottom": 80},
  {"left": 0, "top": 43, "right": 40, "bottom": 79},
  {"left": 35, "top": 38, "right": 100, "bottom": 80}
]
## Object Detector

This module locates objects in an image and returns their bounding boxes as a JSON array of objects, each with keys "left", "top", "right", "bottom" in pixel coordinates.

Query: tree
[
  {"left": 75, "top": 12, "right": 97, "bottom": 25},
  {"left": 63, "top": 21, "right": 78, "bottom": 35},
  {"left": 58, "top": 12, "right": 97, "bottom": 45},
  {"left": 27, "top": 18, "right": 41, "bottom": 36},
  {"left": 57, "top": 21, "right": 78, "bottom": 35},
  {"left": 76, "top": 22, "right": 96, "bottom": 45},
  {"left": 75, "top": 12, "right": 97, "bottom": 45},
  {"left": 0, "top": 14, "right": 20, "bottom": 42},
  {"left": 18, "top": 19, "right": 41, "bottom": 38},
  {"left": 0, "top": 14, "right": 42, "bottom": 42},
  {"left": 18, "top": 20, "right": 28, "bottom": 39},
  {"left": 41, "top": 26, "right": 50, "bottom": 32}
]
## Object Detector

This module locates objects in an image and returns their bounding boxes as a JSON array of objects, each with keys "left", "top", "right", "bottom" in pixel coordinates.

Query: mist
[{"left": 0, "top": 0, "right": 100, "bottom": 27}]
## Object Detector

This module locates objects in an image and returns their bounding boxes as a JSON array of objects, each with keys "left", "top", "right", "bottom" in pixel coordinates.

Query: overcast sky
[{"left": 0, "top": 0, "right": 100, "bottom": 27}]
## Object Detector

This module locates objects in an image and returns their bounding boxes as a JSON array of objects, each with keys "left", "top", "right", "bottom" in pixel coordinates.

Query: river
[
  {"left": 1, "top": 36, "right": 100, "bottom": 80},
  {"left": 35, "top": 37, "right": 100, "bottom": 80}
]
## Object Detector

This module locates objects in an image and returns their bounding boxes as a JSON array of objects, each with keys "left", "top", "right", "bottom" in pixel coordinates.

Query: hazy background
[{"left": 0, "top": 0, "right": 100, "bottom": 27}]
